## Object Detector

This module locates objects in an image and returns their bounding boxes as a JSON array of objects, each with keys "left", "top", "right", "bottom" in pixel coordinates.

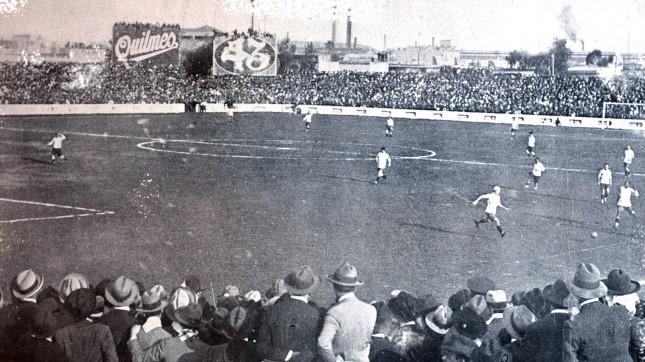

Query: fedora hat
[
  {"left": 283, "top": 265, "right": 320, "bottom": 295},
  {"left": 414, "top": 293, "right": 440, "bottom": 317},
  {"left": 485, "top": 290, "right": 509, "bottom": 312},
  {"left": 454, "top": 307, "right": 487, "bottom": 339},
  {"left": 424, "top": 304, "right": 452, "bottom": 335},
  {"left": 503, "top": 305, "right": 536, "bottom": 341},
  {"left": 171, "top": 303, "right": 203, "bottom": 329},
  {"left": 327, "top": 262, "right": 364, "bottom": 287},
  {"left": 448, "top": 289, "right": 472, "bottom": 312},
  {"left": 136, "top": 289, "right": 168, "bottom": 313},
  {"left": 467, "top": 277, "right": 496, "bottom": 296},
  {"left": 59, "top": 273, "right": 90, "bottom": 302},
  {"left": 11, "top": 269, "right": 44, "bottom": 299},
  {"left": 543, "top": 279, "right": 578, "bottom": 308},
  {"left": 105, "top": 276, "right": 139, "bottom": 307},
  {"left": 570, "top": 263, "right": 608, "bottom": 299},
  {"left": 603, "top": 269, "right": 641, "bottom": 296}
]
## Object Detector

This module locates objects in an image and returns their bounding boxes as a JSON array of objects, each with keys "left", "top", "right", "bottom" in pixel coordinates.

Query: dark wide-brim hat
[
  {"left": 283, "top": 266, "right": 320, "bottom": 295},
  {"left": 171, "top": 303, "right": 203, "bottom": 329},
  {"left": 454, "top": 307, "right": 487, "bottom": 339},
  {"left": 467, "top": 277, "right": 496, "bottom": 296},
  {"left": 327, "top": 262, "right": 364, "bottom": 287},
  {"left": 603, "top": 269, "right": 641, "bottom": 296},
  {"left": 543, "top": 279, "right": 578, "bottom": 308}
]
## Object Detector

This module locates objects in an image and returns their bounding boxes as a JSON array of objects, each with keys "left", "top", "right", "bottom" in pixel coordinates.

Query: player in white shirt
[
  {"left": 624, "top": 146, "right": 635, "bottom": 177},
  {"left": 525, "top": 157, "right": 546, "bottom": 190},
  {"left": 303, "top": 111, "right": 313, "bottom": 132},
  {"left": 510, "top": 117, "right": 519, "bottom": 142},
  {"left": 374, "top": 147, "right": 392, "bottom": 184},
  {"left": 614, "top": 181, "right": 639, "bottom": 229},
  {"left": 385, "top": 116, "right": 394, "bottom": 137},
  {"left": 526, "top": 131, "right": 536, "bottom": 157},
  {"left": 473, "top": 186, "right": 511, "bottom": 237},
  {"left": 598, "top": 163, "right": 612, "bottom": 204},
  {"left": 47, "top": 132, "right": 66, "bottom": 164}
]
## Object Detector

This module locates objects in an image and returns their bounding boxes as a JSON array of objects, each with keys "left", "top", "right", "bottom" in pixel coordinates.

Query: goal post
[{"left": 603, "top": 102, "right": 645, "bottom": 120}]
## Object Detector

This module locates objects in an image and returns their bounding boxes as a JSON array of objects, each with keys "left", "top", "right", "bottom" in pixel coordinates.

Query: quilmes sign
[
  {"left": 213, "top": 34, "right": 277, "bottom": 76},
  {"left": 113, "top": 24, "right": 180, "bottom": 65}
]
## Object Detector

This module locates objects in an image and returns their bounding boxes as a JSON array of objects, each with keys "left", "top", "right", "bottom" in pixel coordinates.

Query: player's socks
[
  {"left": 497, "top": 226, "right": 504, "bottom": 235},
  {"left": 474, "top": 220, "right": 479, "bottom": 228},
  {"left": 478, "top": 218, "right": 488, "bottom": 224}
]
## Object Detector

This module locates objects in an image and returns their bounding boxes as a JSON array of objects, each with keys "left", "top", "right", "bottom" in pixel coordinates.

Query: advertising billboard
[
  {"left": 112, "top": 23, "right": 180, "bottom": 65},
  {"left": 212, "top": 34, "right": 277, "bottom": 76}
]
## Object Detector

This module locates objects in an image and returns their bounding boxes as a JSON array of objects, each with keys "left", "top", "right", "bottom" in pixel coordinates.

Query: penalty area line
[
  {"left": 0, "top": 197, "right": 103, "bottom": 212},
  {"left": 0, "top": 211, "right": 115, "bottom": 224}
]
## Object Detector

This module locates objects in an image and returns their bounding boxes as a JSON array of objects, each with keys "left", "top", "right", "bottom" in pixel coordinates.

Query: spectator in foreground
[
  {"left": 564, "top": 263, "right": 632, "bottom": 361},
  {"left": 15, "top": 302, "right": 69, "bottom": 362},
  {"left": 127, "top": 288, "right": 171, "bottom": 360},
  {"left": 317, "top": 262, "right": 376, "bottom": 362},
  {"left": 604, "top": 268, "right": 641, "bottom": 315},
  {"left": 98, "top": 276, "right": 139, "bottom": 362},
  {"left": 257, "top": 265, "right": 324, "bottom": 362}
]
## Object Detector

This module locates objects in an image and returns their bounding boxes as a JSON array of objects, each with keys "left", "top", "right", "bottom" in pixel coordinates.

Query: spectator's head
[
  {"left": 31, "top": 303, "right": 60, "bottom": 339},
  {"left": 264, "top": 279, "right": 287, "bottom": 306},
  {"left": 503, "top": 305, "right": 536, "bottom": 341},
  {"left": 181, "top": 275, "right": 204, "bottom": 296},
  {"left": 448, "top": 288, "right": 472, "bottom": 312},
  {"left": 58, "top": 273, "right": 90, "bottom": 303},
  {"left": 65, "top": 288, "right": 97, "bottom": 321},
  {"left": 136, "top": 288, "right": 169, "bottom": 318},
  {"left": 105, "top": 275, "right": 139, "bottom": 308},
  {"left": 423, "top": 304, "right": 452, "bottom": 335},
  {"left": 11, "top": 269, "right": 44, "bottom": 301},
  {"left": 454, "top": 306, "right": 487, "bottom": 340},
  {"left": 414, "top": 293, "right": 440, "bottom": 319},
  {"left": 467, "top": 276, "right": 495, "bottom": 296},
  {"left": 283, "top": 265, "right": 320, "bottom": 297},
  {"left": 463, "top": 294, "right": 492, "bottom": 322},
  {"left": 223, "top": 305, "right": 258, "bottom": 340},
  {"left": 604, "top": 269, "right": 641, "bottom": 315},
  {"left": 171, "top": 303, "right": 203, "bottom": 332},
  {"left": 571, "top": 263, "right": 608, "bottom": 301},
  {"left": 543, "top": 278, "right": 578, "bottom": 310},
  {"left": 327, "top": 262, "right": 364, "bottom": 297}
]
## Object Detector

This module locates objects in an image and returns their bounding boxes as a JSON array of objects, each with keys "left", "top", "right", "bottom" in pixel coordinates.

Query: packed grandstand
[{"left": 3, "top": 62, "right": 645, "bottom": 119}]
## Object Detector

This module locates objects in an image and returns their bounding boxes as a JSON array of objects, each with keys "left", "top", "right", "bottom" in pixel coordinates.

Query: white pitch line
[
  {"left": 0, "top": 211, "right": 115, "bottom": 224},
  {"left": 0, "top": 197, "right": 103, "bottom": 212}
]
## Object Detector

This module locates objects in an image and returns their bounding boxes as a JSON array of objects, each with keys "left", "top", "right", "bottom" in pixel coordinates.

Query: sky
[{"left": 1, "top": 0, "right": 645, "bottom": 53}]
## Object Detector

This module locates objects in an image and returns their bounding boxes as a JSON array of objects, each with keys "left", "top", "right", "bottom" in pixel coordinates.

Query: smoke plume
[{"left": 559, "top": 5, "right": 577, "bottom": 41}]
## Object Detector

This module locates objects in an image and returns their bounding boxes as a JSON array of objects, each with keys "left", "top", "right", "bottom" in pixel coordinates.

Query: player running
[
  {"left": 598, "top": 163, "right": 612, "bottom": 204},
  {"left": 525, "top": 157, "right": 546, "bottom": 190},
  {"left": 303, "top": 111, "right": 313, "bottom": 132},
  {"left": 526, "top": 131, "right": 536, "bottom": 157},
  {"left": 473, "top": 186, "right": 510, "bottom": 237},
  {"left": 385, "top": 116, "right": 394, "bottom": 137},
  {"left": 510, "top": 117, "right": 519, "bottom": 142},
  {"left": 614, "top": 181, "right": 639, "bottom": 229},
  {"left": 374, "top": 147, "right": 391, "bottom": 184},
  {"left": 624, "top": 146, "right": 635, "bottom": 177},
  {"left": 48, "top": 132, "right": 66, "bottom": 164}
]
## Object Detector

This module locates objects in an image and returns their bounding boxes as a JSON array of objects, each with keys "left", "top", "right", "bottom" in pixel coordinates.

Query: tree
[
  {"left": 305, "top": 42, "right": 315, "bottom": 56},
  {"left": 277, "top": 38, "right": 298, "bottom": 73},
  {"left": 548, "top": 38, "right": 572, "bottom": 75},
  {"left": 506, "top": 50, "right": 529, "bottom": 69},
  {"left": 183, "top": 42, "right": 213, "bottom": 76},
  {"left": 586, "top": 49, "right": 602, "bottom": 65}
]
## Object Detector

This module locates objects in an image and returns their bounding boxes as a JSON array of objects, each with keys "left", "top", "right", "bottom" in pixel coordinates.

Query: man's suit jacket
[
  {"left": 317, "top": 293, "right": 377, "bottom": 362},
  {"left": 97, "top": 309, "right": 136, "bottom": 362},
  {"left": 563, "top": 301, "right": 632, "bottom": 362},
  {"left": 256, "top": 294, "right": 324, "bottom": 362},
  {"left": 55, "top": 319, "right": 118, "bottom": 362},
  {"left": 524, "top": 311, "right": 573, "bottom": 362},
  {"left": 0, "top": 300, "right": 39, "bottom": 359}
]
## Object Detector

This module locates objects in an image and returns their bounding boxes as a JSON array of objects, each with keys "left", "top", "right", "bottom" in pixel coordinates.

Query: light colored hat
[
  {"left": 485, "top": 290, "right": 509, "bottom": 312},
  {"left": 327, "top": 262, "right": 364, "bottom": 287},
  {"left": 105, "top": 276, "right": 139, "bottom": 307},
  {"left": 503, "top": 305, "right": 536, "bottom": 340},
  {"left": 59, "top": 273, "right": 90, "bottom": 302},
  {"left": 425, "top": 304, "right": 452, "bottom": 335},
  {"left": 570, "top": 263, "right": 608, "bottom": 299},
  {"left": 11, "top": 269, "right": 44, "bottom": 299}
]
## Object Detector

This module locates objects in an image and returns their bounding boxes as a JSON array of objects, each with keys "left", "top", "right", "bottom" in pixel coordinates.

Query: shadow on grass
[
  {"left": 22, "top": 157, "right": 51, "bottom": 165},
  {"left": 399, "top": 221, "right": 481, "bottom": 239},
  {"left": 321, "top": 174, "right": 374, "bottom": 184},
  {"left": 516, "top": 211, "right": 632, "bottom": 237}
]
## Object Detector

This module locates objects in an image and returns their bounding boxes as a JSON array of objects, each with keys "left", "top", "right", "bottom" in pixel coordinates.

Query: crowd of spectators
[
  {"left": 1, "top": 262, "right": 645, "bottom": 361},
  {"left": 4, "top": 62, "right": 645, "bottom": 118}
]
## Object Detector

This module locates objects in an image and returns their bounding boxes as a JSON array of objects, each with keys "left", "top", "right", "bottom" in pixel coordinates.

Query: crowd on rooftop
[
  {"left": 1, "top": 262, "right": 645, "bottom": 361},
  {"left": 3, "top": 63, "right": 645, "bottom": 119}
]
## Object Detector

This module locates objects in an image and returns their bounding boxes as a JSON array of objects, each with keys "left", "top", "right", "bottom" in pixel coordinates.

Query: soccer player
[
  {"left": 510, "top": 117, "right": 519, "bottom": 142},
  {"left": 473, "top": 186, "right": 510, "bottom": 237},
  {"left": 48, "top": 132, "right": 66, "bottom": 164},
  {"left": 374, "top": 147, "right": 391, "bottom": 184},
  {"left": 385, "top": 116, "right": 394, "bottom": 137},
  {"left": 303, "top": 111, "right": 313, "bottom": 132},
  {"left": 525, "top": 157, "right": 546, "bottom": 190},
  {"left": 526, "top": 131, "right": 536, "bottom": 157},
  {"left": 225, "top": 98, "right": 234, "bottom": 119},
  {"left": 614, "top": 181, "right": 639, "bottom": 229},
  {"left": 598, "top": 163, "right": 612, "bottom": 204},
  {"left": 624, "top": 145, "right": 635, "bottom": 177}
]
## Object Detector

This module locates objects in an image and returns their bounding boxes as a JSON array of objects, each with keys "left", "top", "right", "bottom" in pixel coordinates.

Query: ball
[{"left": 591, "top": 232, "right": 598, "bottom": 238}]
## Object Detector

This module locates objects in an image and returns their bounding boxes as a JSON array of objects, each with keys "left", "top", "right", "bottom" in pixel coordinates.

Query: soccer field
[{"left": 0, "top": 112, "right": 644, "bottom": 305}]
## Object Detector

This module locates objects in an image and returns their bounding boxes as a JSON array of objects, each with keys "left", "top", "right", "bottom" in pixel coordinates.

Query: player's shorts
[
  {"left": 227, "top": 109, "right": 234, "bottom": 117},
  {"left": 510, "top": 127, "right": 517, "bottom": 134},
  {"left": 617, "top": 205, "right": 634, "bottom": 214},
  {"left": 529, "top": 173, "right": 540, "bottom": 184},
  {"left": 386, "top": 126, "right": 393, "bottom": 131},
  {"left": 377, "top": 168, "right": 385, "bottom": 177},
  {"left": 52, "top": 148, "right": 63, "bottom": 157},
  {"left": 600, "top": 183, "right": 610, "bottom": 194},
  {"left": 527, "top": 146, "right": 534, "bottom": 153},
  {"left": 624, "top": 162, "right": 632, "bottom": 168},
  {"left": 485, "top": 212, "right": 498, "bottom": 221}
]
